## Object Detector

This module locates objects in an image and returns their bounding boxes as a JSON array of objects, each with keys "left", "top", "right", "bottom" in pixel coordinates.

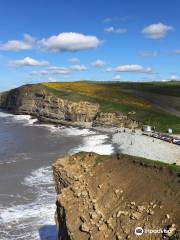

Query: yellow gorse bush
[{"left": 42, "top": 82, "right": 151, "bottom": 109}]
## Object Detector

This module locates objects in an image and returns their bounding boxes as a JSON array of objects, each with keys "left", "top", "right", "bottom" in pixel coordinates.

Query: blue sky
[{"left": 0, "top": 0, "right": 180, "bottom": 90}]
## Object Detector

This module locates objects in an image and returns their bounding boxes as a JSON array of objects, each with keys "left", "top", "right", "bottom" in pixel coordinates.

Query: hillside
[
  {"left": 0, "top": 81, "right": 180, "bottom": 133},
  {"left": 41, "top": 81, "right": 180, "bottom": 133}
]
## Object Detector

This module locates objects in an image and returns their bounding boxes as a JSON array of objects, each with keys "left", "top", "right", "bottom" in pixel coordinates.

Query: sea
[{"left": 0, "top": 110, "right": 114, "bottom": 240}]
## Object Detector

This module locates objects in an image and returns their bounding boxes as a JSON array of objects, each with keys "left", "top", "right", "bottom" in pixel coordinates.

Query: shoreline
[
  {"left": 1, "top": 109, "right": 180, "bottom": 166},
  {"left": 30, "top": 117, "right": 180, "bottom": 166},
  {"left": 0, "top": 109, "right": 180, "bottom": 240},
  {"left": 93, "top": 126, "right": 180, "bottom": 165}
]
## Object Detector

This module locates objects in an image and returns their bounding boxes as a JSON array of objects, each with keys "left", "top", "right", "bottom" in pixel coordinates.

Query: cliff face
[
  {"left": 53, "top": 153, "right": 180, "bottom": 240},
  {"left": 0, "top": 85, "right": 99, "bottom": 126},
  {"left": 93, "top": 112, "right": 139, "bottom": 128},
  {"left": 0, "top": 85, "right": 139, "bottom": 128}
]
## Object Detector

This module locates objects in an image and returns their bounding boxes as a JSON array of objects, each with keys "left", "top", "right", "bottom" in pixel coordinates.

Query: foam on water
[
  {"left": 71, "top": 134, "right": 114, "bottom": 155},
  {"left": 11, "top": 114, "right": 38, "bottom": 126},
  {"left": 0, "top": 111, "right": 38, "bottom": 126},
  {"left": 0, "top": 153, "right": 32, "bottom": 165},
  {"left": 0, "top": 160, "right": 16, "bottom": 165},
  {"left": 0, "top": 111, "right": 14, "bottom": 118},
  {"left": 0, "top": 166, "right": 58, "bottom": 240},
  {"left": 61, "top": 126, "right": 95, "bottom": 136},
  {"left": 0, "top": 111, "right": 114, "bottom": 239},
  {"left": 24, "top": 118, "right": 38, "bottom": 126},
  {"left": 0, "top": 110, "right": 96, "bottom": 137},
  {"left": 12, "top": 115, "right": 32, "bottom": 121},
  {"left": 34, "top": 123, "right": 95, "bottom": 136}
]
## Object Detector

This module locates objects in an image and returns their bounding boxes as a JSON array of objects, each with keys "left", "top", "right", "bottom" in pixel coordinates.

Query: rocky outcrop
[
  {"left": 93, "top": 112, "right": 140, "bottom": 128},
  {"left": 53, "top": 153, "right": 180, "bottom": 240},
  {"left": 0, "top": 85, "right": 99, "bottom": 127},
  {"left": 0, "top": 84, "right": 140, "bottom": 128}
]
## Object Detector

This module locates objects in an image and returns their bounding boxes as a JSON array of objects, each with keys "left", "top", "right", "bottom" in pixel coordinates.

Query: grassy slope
[{"left": 40, "top": 81, "right": 180, "bottom": 133}]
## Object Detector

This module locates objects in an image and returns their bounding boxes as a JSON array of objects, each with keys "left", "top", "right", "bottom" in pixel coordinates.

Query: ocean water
[{"left": 0, "top": 111, "right": 114, "bottom": 240}]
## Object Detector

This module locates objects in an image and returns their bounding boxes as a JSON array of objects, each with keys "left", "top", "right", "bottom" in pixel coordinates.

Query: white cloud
[
  {"left": 39, "top": 32, "right": 101, "bottom": 52},
  {"left": 10, "top": 57, "right": 49, "bottom": 67},
  {"left": 104, "top": 26, "right": 127, "bottom": 34},
  {"left": 68, "top": 57, "right": 80, "bottom": 63},
  {"left": 107, "top": 64, "right": 153, "bottom": 73},
  {"left": 161, "top": 79, "right": 169, "bottom": 82},
  {"left": 70, "top": 64, "right": 87, "bottom": 71},
  {"left": 47, "top": 77, "right": 58, "bottom": 82},
  {"left": 105, "top": 68, "right": 113, "bottom": 72},
  {"left": 49, "top": 65, "right": 87, "bottom": 74},
  {"left": 0, "top": 40, "right": 31, "bottom": 51},
  {"left": 0, "top": 32, "right": 100, "bottom": 53},
  {"left": 30, "top": 68, "right": 70, "bottom": 76},
  {"left": 103, "top": 16, "right": 132, "bottom": 24},
  {"left": 48, "top": 66, "right": 71, "bottom": 75},
  {"left": 0, "top": 34, "right": 35, "bottom": 51},
  {"left": 30, "top": 70, "right": 48, "bottom": 75},
  {"left": 91, "top": 59, "right": 106, "bottom": 67},
  {"left": 140, "top": 51, "right": 158, "bottom": 57},
  {"left": 112, "top": 75, "right": 121, "bottom": 80},
  {"left": 169, "top": 74, "right": 179, "bottom": 81},
  {"left": 142, "top": 22, "right": 173, "bottom": 39},
  {"left": 30, "top": 64, "right": 87, "bottom": 76},
  {"left": 115, "top": 64, "right": 153, "bottom": 73},
  {"left": 23, "top": 33, "right": 35, "bottom": 43}
]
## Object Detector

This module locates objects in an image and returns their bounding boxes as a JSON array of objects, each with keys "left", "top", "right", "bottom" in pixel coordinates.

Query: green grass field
[{"left": 39, "top": 81, "right": 180, "bottom": 133}]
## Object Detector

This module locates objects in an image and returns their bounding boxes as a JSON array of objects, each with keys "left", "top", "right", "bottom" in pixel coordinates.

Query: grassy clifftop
[{"left": 41, "top": 81, "right": 180, "bottom": 133}]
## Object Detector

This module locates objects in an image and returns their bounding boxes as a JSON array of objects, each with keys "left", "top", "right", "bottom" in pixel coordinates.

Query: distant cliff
[{"left": 0, "top": 84, "right": 139, "bottom": 128}]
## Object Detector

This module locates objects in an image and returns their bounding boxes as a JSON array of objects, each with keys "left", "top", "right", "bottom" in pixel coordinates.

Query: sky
[{"left": 0, "top": 0, "right": 180, "bottom": 91}]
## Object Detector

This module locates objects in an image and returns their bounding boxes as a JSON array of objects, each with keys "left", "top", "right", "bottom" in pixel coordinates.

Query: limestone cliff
[
  {"left": 0, "top": 84, "right": 140, "bottom": 128},
  {"left": 0, "top": 85, "right": 99, "bottom": 127},
  {"left": 93, "top": 112, "right": 139, "bottom": 128},
  {"left": 53, "top": 153, "right": 180, "bottom": 240}
]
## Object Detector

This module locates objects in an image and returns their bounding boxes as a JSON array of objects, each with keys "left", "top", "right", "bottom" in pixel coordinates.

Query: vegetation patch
[{"left": 41, "top": 81, "right": 180, "bottom": 133}]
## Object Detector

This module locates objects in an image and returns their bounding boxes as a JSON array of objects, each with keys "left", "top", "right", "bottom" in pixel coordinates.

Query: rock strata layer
[
  {"left": 53, "top": 153, "right": 180, "bottom": 240},
  {"left": 0, "top": 85, "right": 139, "bottom": 128}
]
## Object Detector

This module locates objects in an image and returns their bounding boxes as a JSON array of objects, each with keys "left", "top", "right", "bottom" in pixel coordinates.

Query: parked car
[
  {"left": 173, "top": 139, "right": 180, "bottom": 145},
  {"left": 160, "top": 134, "right": 173, "bottom": 142},
  {"left": 152, "top": 133, "right": 159, "bottom": 138}
]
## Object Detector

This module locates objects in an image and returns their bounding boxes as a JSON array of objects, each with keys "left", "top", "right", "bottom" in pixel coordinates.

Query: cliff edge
[
  {"left": 53, "top": 153, "right": 180, "bottom": 240},
  {"left": 0, "top": 84, "right": 139, "bottom": 128}
]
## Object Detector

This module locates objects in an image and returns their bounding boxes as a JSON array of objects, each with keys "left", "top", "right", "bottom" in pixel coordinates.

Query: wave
[
  {"left": 10, "top": 115, "right": 38, "bottom": 126},
  {"left": 34, "top": 123, "right": 96, "bottom": 136},
  {"left": 0, "top": 166, "right": 57, "bottom": 240},
  {"left": 0, "top": 111, "right": 114, "bottom": 239},
  {"left": 0, "top": 153, "right": 32, "bottom": 165},
  {"left": 71, "top": 134, "right": 114, "bottom": 155},
  {"left": 0, "top": 160, "right": 17, "bottom": 165},
  {"left": 0, "top": 110, "right": 96, "bottom": 136},
  {"left": 60, "top": 126, "right": 95, "bottom": 136},
  {"left": 0, "top": 111, "right": 14, "bottom": 118},
  {"left": 0, "top": 111, "right": 38, "bottom": 126}
]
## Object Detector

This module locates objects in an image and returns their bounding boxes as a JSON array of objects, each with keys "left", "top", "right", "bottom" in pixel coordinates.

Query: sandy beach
[{"left": 93, "top": 126, "right": 180, "bottom": 165}]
